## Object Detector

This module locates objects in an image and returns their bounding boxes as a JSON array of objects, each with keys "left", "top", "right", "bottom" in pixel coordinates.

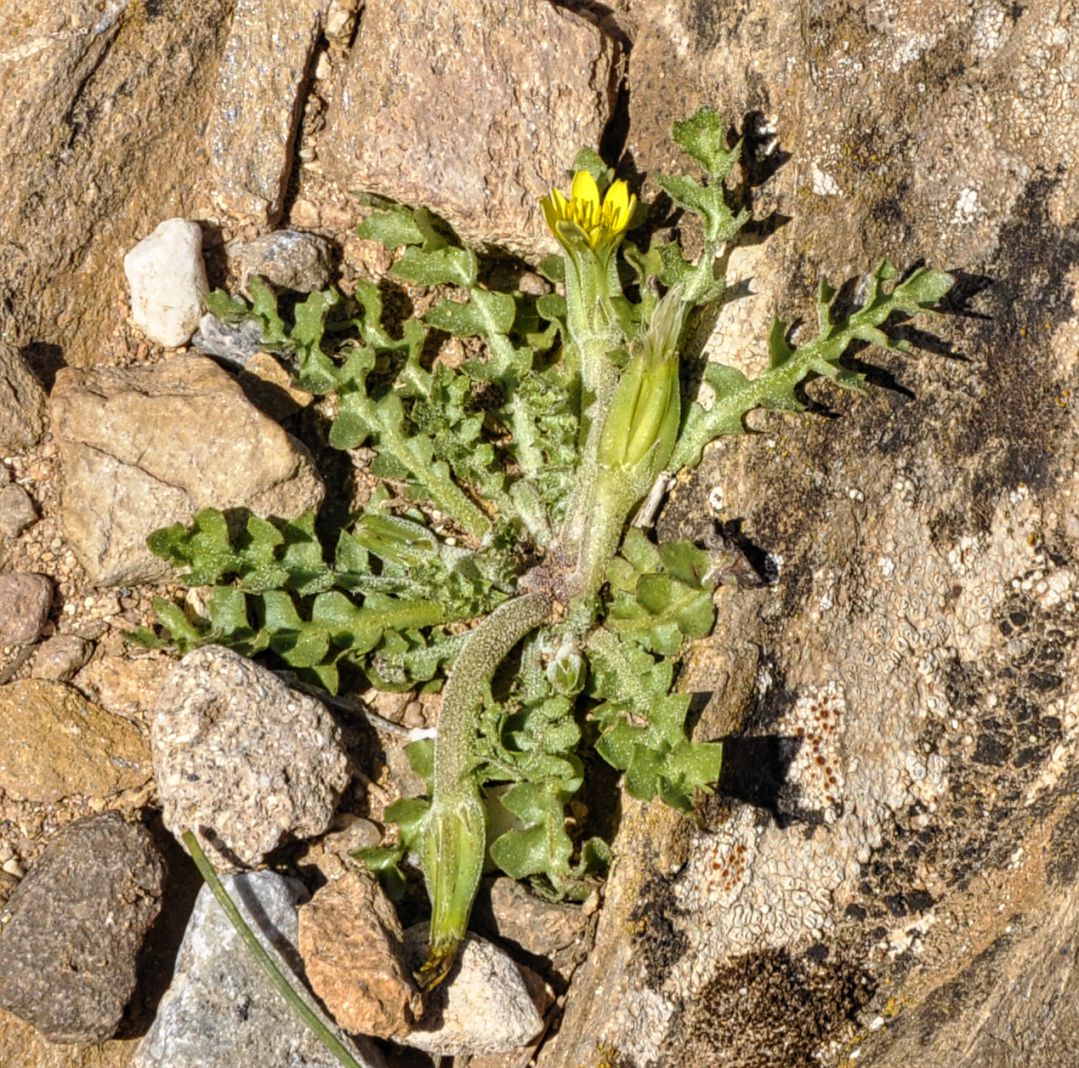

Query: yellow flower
[{"left": 541, "top": 170, "right": 636, "bottom": 256}]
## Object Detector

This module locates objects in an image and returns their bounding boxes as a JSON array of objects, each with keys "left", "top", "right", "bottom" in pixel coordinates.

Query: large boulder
[{"left": 51, "top": 354, "right": 324, "bottom": 586}]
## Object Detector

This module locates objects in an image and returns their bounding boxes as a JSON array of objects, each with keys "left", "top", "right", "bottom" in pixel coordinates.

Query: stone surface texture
[
  {"left": 0, "top": 0, "right": 233, "bottom": 368},
  {"left": 0, "top": 572, "right": 51, "bottom": 646},
  {"left": 206, "top": 0, "right": 331, "bottom": 224},
  {"left": 231, "top": 229, "right": 335, "bottom": 292},
  {"left": 298, "top": 870, "right": 420, "bottom": 1039},
  {"left": 401, "top": 925, "right": 546, "bottom": 1057},
  {"left": 0, "top": 812, "right": 164, "bottom": 1043},
  {"left": 123, "top": 219, "right": 209, "bottom": 348},
  {"left": 0, "top": 1010, "right": 137, "bottom": 1068},
  {"left": 152, "top": 645, "right": 351, "bottom": 870},
  {"left": 535, "top": 2, "right": 1079, "bottom": 1067},
  {"left": 322, "top": 0, "right": 620, "bottom": 258},
  {"left": 132, "top": 871, "right": 376, "bottom": 1068},
  {"left": 0, "top": 679, "right": 151, "bottom": 803},
  {"left": 50, "top": 354, "right": 324, "bottom": 586},
  {"left": 0, "top": 343, "right": 47, "bottom": 452}
]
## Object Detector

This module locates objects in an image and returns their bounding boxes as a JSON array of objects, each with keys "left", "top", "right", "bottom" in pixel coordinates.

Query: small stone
[
  {"left": 0, "top": 812, "right": 165, "bottom": 1043},
  {"left": 322, "top": 816, "right": 381, "bottom": 856},
  {"left": 232, "top": 230, "right": 335, "bottom": 293},
  {"left": 0, "top": 573, "right": 51, "bottom": 646},
  {"left": 0, "top": 483, "right": 37, "bottom": 538},
  {"left": 1, "top": 859, "right": 24, "bottom": 879},
  {"left": 0, "top": 343, "right": 47, "bottom": 452},
  {"left": 298, "top": 870, "right": 420, "bottom": 1039},
  {"left": 152, "top": 646, "right": 351, "bottom": 870},
  {"left": 29, "top": 634, "right": 92, "bottom": 682},
  {"left": 123, "top": 219, "right": 209, "bottom": 348},
  {"left": 0, "top": 680, "right": 151, "bottom": 804},
  {"left": 133, "top": 871, "right": 368, "bottom": 1068},
  {"left": 190, "top": 312, "right": 266, "bottom": 367},
  {"left": 401, "top": 925, "right": 547, "bottom": 1056}
]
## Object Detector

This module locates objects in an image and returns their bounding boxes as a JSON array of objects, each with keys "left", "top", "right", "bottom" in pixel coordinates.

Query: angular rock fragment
[
  {"left": 0, "top": 343, "right": 47, "bottom": 453},
  {"left": 401, "top": 925, "right": 548, "bottom": 1057},
  {"left": 29, "top": 634, "right": 92, "bottom": 682},
  {"left": 152, "top": 645, "right": 351, "bottom": 870},
  {"left": 298, "top": 870, "right": 420, "bottom": 1039},
  {"left": 0, "top": 812, "right": 165, "bottom": 1043},
  {"left": 190, "top": 312, "right": 266, "bottom": 366},
  {"left": 0, "top": 482, "right": 37, "bottom": 538},
  {"left": 322, "top": 0, "right": 620, "bottom": 258},
  {"left": 133, "top": 871, "right": 371, "bottom": 1068},
  {"left": 0, "top": 572, "right": 51, "bottom": 646},
  {"left": 0, "top": 679, "right": 151, "bottom": 803},
  {"left": 50, "top": 354, "right": 324, "bottom": 586},
  {"left": 123, "top": 218, "right": 209, "bottom": 348},
  {"left": 232, "top": 229, "right": 335, "bottom": 293},
  {"left": 206, "top": 0, "right": 332, "bottom": 224}
]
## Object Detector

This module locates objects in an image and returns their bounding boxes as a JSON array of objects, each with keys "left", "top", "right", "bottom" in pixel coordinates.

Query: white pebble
[{"left": 124, "top": 218, "right": 209, "bottom": 348}]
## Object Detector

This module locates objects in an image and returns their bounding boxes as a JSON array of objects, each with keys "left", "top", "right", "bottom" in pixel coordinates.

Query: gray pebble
[
  {"left": 190, "top": 312, "right": 268, "bottom": 367},
  {"left": 29, "top": 634, "right": 93, "bottom": 682}
]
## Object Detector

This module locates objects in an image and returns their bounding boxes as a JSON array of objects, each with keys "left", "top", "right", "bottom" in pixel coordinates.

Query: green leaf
[
  {"left": 357, "top": 206, "right": 429, "bottom": 249},
  {"left": 392, "top": 246, "right": 478, "bottom": 288},
  {"left": 425, "top": 288, "right": 516, "bottom": 338},
  {"left": 671, "top": 107, "right": 742, "bottom": 180}
]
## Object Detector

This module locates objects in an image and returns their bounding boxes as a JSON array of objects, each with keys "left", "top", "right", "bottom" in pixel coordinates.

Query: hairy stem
[{"left": 419, "top": 591, "right": 554, "bottom": 990}]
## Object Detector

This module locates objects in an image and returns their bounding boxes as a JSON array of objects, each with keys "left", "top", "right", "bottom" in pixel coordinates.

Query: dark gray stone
[
  {"left": 190, "top": 313, "right": 267, "bottom": 367},
  {"left": 0, "top": 812, "right": 165, "bottom": 1042}
]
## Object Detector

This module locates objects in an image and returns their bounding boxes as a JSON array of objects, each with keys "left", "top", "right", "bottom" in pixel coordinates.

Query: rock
[
  {"left": 29, "top": 635, "right": 93, "bottom": 682},
  {"left": 237, "top": 352, "right": 315, "bottom": 422},
  {"left": 0, "top": 1010, "right": 138, "bottom": 1068},
  {"left": 0, "top": 344, "right": 47, "bottom": 453},
  {"left": 322, "top": 0, "right": 620, "bottom": 258},
  {"left": 298, "top": 870, "right": 419, "bottom": 1040},
  {"left": 0, "top": 812, "right": 165, "bottom": 1043},
  {"left": 74, "top": 654, "right": 172, "bottom": 725},
  {"left": 232, "top": 230, "right": 335, "bottom": 293},
  {"left": 132, "top": 871, "right": 372, "bottom": 1068},
  {"left": 0, "top": 573, "right": 51, "bottom": 646},
  {"left": 123, "top": 219, "right": 209, "bottom": 348},
  {"left": 401, "top": 925, "right": 546, "bottom": 1057},
  {"left": 474, "top": 877, "right": 591, "bottom": 984},
  {"left": 207, "top": 0, "right": 332, "bottom": 224},
  {"left": 190, "top": 313, "right": 266, "bottom": 366},
  {"left": 0, "top": 483, "right": 37, "bottom": 538},
  {"left": 50, "top": 354, "right": 324, "bottom": 587},
  {"left": 152, "top": 646, "right": 351, "bottom": 870},
  {"left": 0, "top": 679, "right": 151, "bottom": 804},
  {"left": 0, "top": 0, "right": 232, "bottom": 368}
]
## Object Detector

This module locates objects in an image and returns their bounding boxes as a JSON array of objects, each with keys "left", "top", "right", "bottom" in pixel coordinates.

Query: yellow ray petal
[{"left": 570, "top": 170, "right": 600, "bottom": 211}]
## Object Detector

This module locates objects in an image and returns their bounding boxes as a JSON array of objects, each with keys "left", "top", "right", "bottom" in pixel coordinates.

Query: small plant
[{"left": 141, "top": 108, "right": 952, "bottom": 995}]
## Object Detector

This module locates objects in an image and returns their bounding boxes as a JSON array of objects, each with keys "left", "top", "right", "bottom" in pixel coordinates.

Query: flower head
[{"left": 541, "top": 170, "right": 636, "bottom": 258}]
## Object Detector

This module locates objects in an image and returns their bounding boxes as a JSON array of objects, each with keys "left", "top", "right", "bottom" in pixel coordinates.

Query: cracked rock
[
  {"left": 50, "top": 354, "right": 324, "bottom": 586},
  {"left": 152, "top": 646, "right": 351, "bottom": 870},
  {"left": 0, "top": 812, "right": 165, "bottom": 1043}
]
